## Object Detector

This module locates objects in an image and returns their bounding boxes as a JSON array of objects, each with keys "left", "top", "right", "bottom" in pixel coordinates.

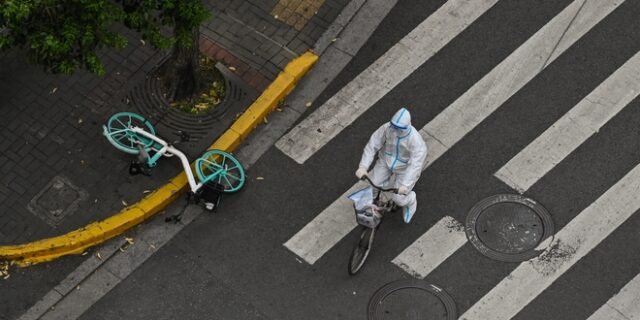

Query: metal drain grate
[
  {"left": 27, "top": 175, "right": 88, "bottom": 228},
  {"left": 124, "top": 61, "right": 257, "bottom": 158}
]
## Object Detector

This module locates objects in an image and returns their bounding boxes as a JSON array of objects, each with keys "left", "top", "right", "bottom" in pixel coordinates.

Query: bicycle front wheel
[
  {"left": 195, "top": 150, "right": 246, "bottom": 193},
  {"left": 348, "top": 226, "right": 376, "bottom": 275},
  {"left": 104, "top": 112, "right": 156, "bottom": 154}
]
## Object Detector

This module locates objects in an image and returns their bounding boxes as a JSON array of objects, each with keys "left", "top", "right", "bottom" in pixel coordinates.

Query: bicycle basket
[{"left": 348, "top": 186, "right": 382, "bottom": 228}]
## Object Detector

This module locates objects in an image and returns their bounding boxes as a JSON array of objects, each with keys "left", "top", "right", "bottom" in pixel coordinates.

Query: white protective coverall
[{"left": 357, "top": 108, "right": 427, "bottom": 223}]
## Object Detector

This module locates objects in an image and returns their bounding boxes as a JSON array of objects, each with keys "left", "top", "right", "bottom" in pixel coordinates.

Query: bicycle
[
  {"left": 102, "top": 111, "right": 245, "bottom": 212},
  {"left": 347, "top": 175, "right": 398, "bottom": 275}
]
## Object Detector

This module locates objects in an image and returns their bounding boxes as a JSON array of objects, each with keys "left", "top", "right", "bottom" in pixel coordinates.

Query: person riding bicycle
[{"left": 355, "top": 107, "right": 427, "bottom": 223}]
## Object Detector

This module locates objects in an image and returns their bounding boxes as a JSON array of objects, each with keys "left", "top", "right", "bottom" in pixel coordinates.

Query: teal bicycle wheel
[
  {"left": 196, "top": 150, "right": 245, "bottom": 193},
  {"left": 105, "top": 112, "right": 156, "bottom": 154}
]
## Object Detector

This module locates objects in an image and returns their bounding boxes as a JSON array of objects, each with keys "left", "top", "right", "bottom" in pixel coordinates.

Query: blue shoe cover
[{"left": 403, "top": 207, "right": 414, "bottom": 223}]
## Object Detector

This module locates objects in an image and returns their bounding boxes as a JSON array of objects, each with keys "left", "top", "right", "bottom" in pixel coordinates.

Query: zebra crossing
[
  {"left": 283, "top": 0, "right": 622, "bottom": 266},
  {"left": 275, "top": 0, "right": 499, "bottom": 164},
  {"left": 278, "top": 0, "right": 640, "bottom": 318}
]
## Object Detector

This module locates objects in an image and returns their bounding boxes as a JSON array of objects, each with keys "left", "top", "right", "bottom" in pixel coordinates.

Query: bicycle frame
[{"left": 105, "top": 125, "right": 218, "bottom": 193}]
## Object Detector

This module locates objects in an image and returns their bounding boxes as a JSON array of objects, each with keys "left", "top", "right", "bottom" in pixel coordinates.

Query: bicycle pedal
[{"left": 204, "top": 202, "right": 216, "bottom": 211}]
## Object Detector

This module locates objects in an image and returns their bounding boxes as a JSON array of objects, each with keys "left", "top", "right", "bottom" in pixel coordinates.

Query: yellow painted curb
[{"left": 0, "top": 51, "right": 319, "bottom": 266}]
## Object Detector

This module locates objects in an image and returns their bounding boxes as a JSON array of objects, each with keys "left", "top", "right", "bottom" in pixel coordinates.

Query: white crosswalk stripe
[
  {"left": 391, "top": 216, "right": 467, "bottom": 279},
  {"left": 283, "top": 0, "right": 621, "bottom": 267},
  {"left": 419, "top": 0, "right": 622, "bottom": 169},
  {"left": 587, "top": 273, "right": 640, "bottom": 320},
  {"left": 276, "top": 0, "right": 499, "bottom": 164},
  {"left": 495, "top": 50, "right": 640, "bottom": 193}
]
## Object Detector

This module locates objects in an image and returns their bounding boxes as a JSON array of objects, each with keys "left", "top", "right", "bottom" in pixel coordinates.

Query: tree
[
  {"left": 0, "top": 0, "right": 128, "bottom": 75},
  {"left": 120, "top": 0, "right": 210, "bottom": 101},
  {"left": 0, "top": 0, "right": 210, "bottom": 100}
]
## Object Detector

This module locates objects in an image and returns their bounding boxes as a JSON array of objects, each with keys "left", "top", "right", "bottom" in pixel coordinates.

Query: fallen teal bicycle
[{"left": 103, "top": 111, "right": 245, "bottom": 211}]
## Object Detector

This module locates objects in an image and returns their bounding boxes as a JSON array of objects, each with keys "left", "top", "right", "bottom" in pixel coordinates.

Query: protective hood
[{"left": 390, "top": 108, "right": 411, "bottom": 131}]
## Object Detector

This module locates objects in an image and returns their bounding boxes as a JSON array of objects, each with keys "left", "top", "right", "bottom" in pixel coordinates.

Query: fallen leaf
[
  {"left": 140, "top": 39, "right": 146, "bottom": 45},
  {"left": 256, "top": 177, "right": 264, "bottom": 180},
  {"left": 263, "top": 117, "right": 268, "bottom": 124},
  {"left": 228, "top": 66, "right": 237, "bottom": 71},
  {"left": 276, "top": 108, "right": 283, "bottom": 112},
  {"left": 331, "top": 38, "right": 338, "bottom": 42},
  {"left": 149, "top": 244, "right": 156, "bottom": 249},
  {"left": 0, "top": 261, "right": 9, "bottom": 279},
  {"left": 305, "top": 101, "right": 312, "bottom": 107},
  {"left": 3, "top": 274, "right": 9, "bottom": 280},
  {"left": 96, "top": 252, "right": 102, "bottom": 260}
]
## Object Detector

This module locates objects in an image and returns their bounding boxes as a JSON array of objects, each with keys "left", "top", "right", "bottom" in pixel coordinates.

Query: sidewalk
[{"left": 0, "top": 1, "right": 351, "bottom": 319}]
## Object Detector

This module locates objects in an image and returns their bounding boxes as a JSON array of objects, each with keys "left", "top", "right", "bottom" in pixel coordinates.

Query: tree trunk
[{"left": 159, "top": 28, "right": 201, "bottom": 102}]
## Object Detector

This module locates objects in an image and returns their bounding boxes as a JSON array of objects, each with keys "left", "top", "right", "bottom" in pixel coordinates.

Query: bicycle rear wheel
[
  {"left": 348, "top": 226, "right": 376, "bottom": 275},
  {"left": 104, "top": 112, "right": 156, "bottom": 154}
]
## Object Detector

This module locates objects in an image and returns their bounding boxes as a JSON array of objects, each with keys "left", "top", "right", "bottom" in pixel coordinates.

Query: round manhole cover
[
  {"left": 368, "top": 280, "right": 456, "bottom": 320},
  {"left": 465, "top": 194, "right": 553, "bottom": 262}
]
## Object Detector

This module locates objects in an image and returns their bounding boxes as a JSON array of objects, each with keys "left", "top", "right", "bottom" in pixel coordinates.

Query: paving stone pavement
[
  {"left": 201, "top": 0, "right": 349, "bottom": 85},
  {"left": 0, "top": 27, "right": 168, "bottom": 245},
  {"left": 0, "top": 0, "right": 349, "bottom": 246},
  {"left": 0, "top": 1, "right": 352, "bottom": 319}
]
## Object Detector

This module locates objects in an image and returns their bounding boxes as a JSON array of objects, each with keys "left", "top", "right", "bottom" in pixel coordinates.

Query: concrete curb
[{"left": 0, "top": 51, "right": 318, "bottom": 267}]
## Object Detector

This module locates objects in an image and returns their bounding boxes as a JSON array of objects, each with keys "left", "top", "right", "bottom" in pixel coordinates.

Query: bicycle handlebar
[{"left": 361, "top": 175, "right": 398, "bottom": 193}]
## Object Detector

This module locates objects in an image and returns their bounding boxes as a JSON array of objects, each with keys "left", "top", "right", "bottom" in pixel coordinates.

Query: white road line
[
  {"left": 460, "top": 162, "right": 640, "bottom": 320},
  {"left": 284, "top": 182, "right": 365, "bottom": 264},
  {"left": 276, "top": 0, "right": 499, "bottom": 164},
  {"left": 419, "top": 0, "right": 624, "bottom": 169},
  {"left": 587, "top": 273, "right": 640, "bottom": 320},
  {"left": 391, "top": 216, "right": 467, "bottom": 279},
  {"left": 496, "top": 51, "right": 640, "bottom": 193},
  {"left": 283, "top": 0, "right": 621, "bottom": 266}
]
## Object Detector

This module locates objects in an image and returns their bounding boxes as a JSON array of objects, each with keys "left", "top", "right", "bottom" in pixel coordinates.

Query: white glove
[
  {"left": 397, "top": 186, "right": 409, "bottom": 195},
  {"left": 355, "top": 168, "right": 368, "bottom": 179}
]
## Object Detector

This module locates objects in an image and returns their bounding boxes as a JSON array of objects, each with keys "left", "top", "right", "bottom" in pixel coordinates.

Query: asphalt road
[{"left": 79, "top": 1, "right": 640, "bottom": 319}]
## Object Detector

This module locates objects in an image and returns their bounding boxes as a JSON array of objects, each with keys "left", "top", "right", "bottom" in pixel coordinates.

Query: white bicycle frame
[{"left": 105, "top": 125, "right": 206, "bottom": 193}]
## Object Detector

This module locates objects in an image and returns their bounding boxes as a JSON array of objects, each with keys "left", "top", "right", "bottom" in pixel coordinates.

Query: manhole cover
[
  {"left": 27, "top": 175, "right": 88, "bottom": 227},
  {"left": 465, "top": 194, "right": 553, "bottom": 262},
  {"left": 368, "top": 280, "right": 456, "bottom": 320}
]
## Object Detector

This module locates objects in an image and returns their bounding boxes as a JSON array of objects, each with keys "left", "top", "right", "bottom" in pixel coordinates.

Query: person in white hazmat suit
[{"left": 355, "top": 107, "right": 427, "bottom": 223}]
